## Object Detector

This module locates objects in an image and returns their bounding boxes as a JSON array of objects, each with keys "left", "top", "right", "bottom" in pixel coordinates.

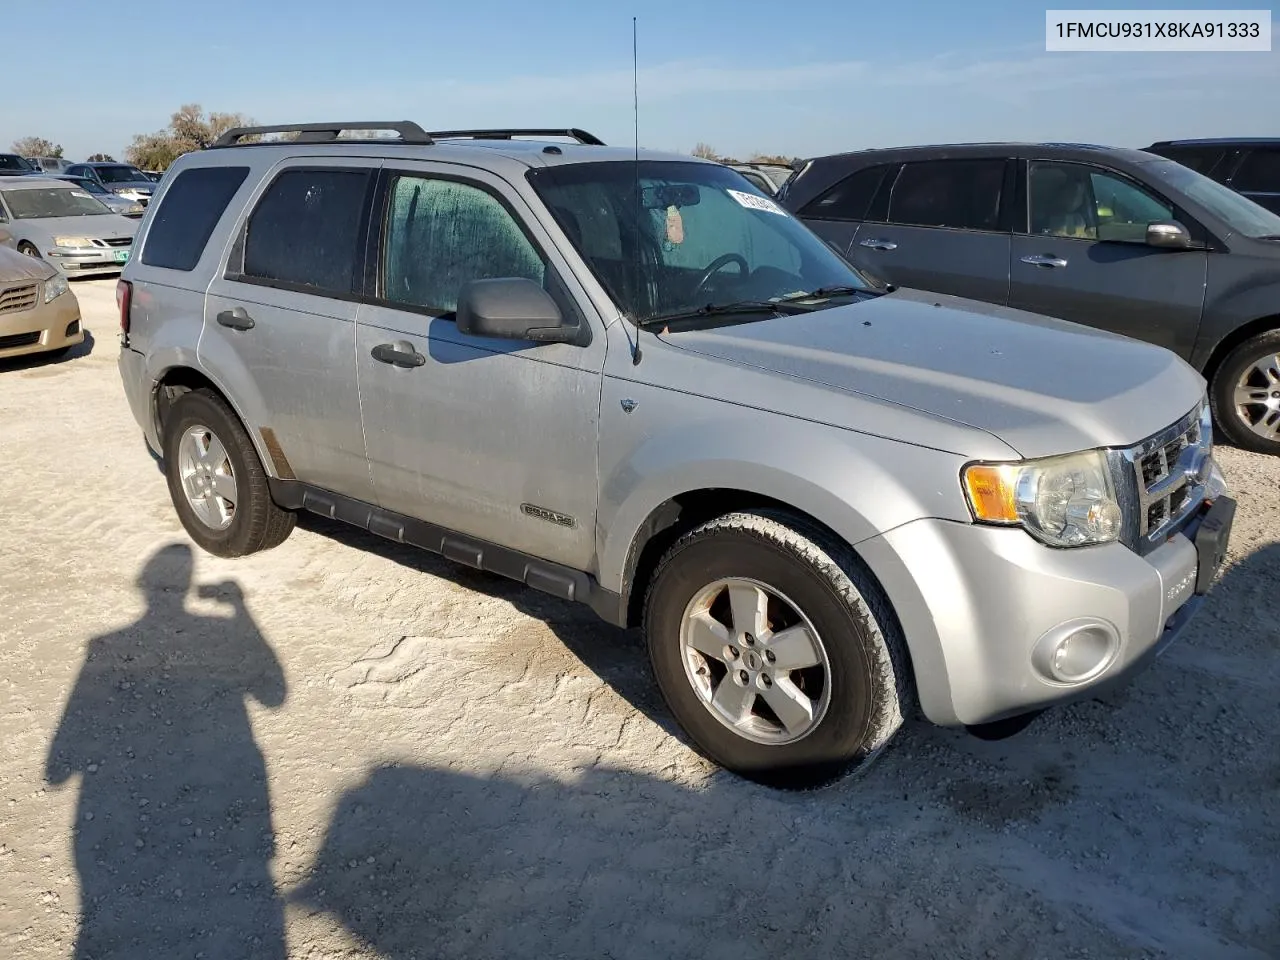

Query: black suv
[
  {"left": 779, "top": 142, "right": 1280, "bottom": 454},
  {"left": 1144, "top": 139, "right": 1280, "bottom": 215}
]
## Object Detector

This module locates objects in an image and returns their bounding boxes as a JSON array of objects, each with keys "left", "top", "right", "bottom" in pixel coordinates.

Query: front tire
[
  {"left": 643, "top": 510, "right": 912, "bottom": 789},
  {"left": 17, "top": 241, "right": 40, "bottom": 259},
  {"left": 161, "top": 388, "right": 295, "bottom": 557},
  {"left": 1211, "top": 330, "right": 1280, "bottom": 454}
]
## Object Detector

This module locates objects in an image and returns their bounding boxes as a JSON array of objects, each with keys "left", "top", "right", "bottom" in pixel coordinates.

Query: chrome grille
[
  {"left": 91, "top": 237, "right": 132, "bottom": 248},
  {"left": 1123, "top": 400, "right": 1213, "bottom": 550},
  {"left": 0, "top": 282, "right": 38, "bottom": 315}
]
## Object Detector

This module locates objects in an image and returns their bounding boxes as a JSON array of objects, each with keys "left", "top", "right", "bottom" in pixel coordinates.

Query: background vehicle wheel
[
  {"left": 161, "top": 388, "right": 295, "bottom": 558},
  {"left": 644, "top": 510, "right": 912, "bottom": 789},
  {"left": 17, "top": 241, "right": 41, "bottom": 258},
  {"left": 1211, "top": 330, "right": 1280, "bottom": 454}
]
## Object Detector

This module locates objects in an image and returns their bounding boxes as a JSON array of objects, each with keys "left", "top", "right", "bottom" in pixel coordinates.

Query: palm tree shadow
[{"left": 45, "top": 542, "right": 288, "bottom": 960}]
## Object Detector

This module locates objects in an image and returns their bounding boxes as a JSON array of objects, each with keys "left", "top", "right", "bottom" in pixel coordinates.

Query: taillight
[{"left": 116, "top": 279, "right": 132, "bottom": 335}]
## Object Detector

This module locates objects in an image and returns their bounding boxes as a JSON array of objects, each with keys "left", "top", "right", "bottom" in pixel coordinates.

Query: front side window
[
  {"left": 0, "top": 188, "right": 110, "bottom": 219},
  {"left": 800, "top": 165, "right": 889, "bottom": 222},
  {"left": 1231, "top": 149, "right": 1280, "bottom": 193},
  {"left": 887, "top": 159, "right": 1005, "bottom": 231},
  {"left": 528, "top": 160, "right": 871, "bottom": 322},
  {"left": 381, "top": 175, "right": 545, "bottom": 314},
  {"left": 1029, "top": 162, "right": 1173, "bottom": 242},
  {"left": 242, "top": 168, "right": 370, "bottom": 293}
]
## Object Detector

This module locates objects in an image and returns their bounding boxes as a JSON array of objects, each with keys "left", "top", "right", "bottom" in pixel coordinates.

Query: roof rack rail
[
  {"left": 427, "top": 128, "right": 605, "bottom": 146},
  {"left": 209, "top": 121, "right": 435, "bottom": 148}
]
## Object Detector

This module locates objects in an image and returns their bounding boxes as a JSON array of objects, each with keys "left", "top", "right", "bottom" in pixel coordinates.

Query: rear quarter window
[{"left": 141, "top": 166, "right": 250, "bottom": 271}]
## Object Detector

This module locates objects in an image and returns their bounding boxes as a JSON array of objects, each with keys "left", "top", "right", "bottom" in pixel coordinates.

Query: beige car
[{"left": 0, "top": 239, "right": 83, "bottom": 360}]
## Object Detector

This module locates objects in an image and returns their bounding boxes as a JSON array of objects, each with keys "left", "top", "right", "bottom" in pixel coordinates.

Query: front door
[
  {"left": 354, "top": 164, "right": 603, "bottom": 571},
  {"left": 201, "top": 159, "right": 378, "bottom": 499},
  {"left": 1009, "top": 160, "right": 1207, "bottom": 358},
  {"left": 848, "top": 157, "right": 1013, "bottom": 306}
]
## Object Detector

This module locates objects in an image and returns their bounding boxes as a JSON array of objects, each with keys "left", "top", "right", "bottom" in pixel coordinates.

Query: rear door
[
  {"left": 848, "top": 157, "right": 1013, "bottom": 306},
  {"left": 201, "top": 158, "right": 378, "bottom": 500},
  {"left": 1008, "top": 159, "right": 1207, "bottom": 358},
  {"left": 1226, "top": 147, "right": 1280, "bottom": 214}
]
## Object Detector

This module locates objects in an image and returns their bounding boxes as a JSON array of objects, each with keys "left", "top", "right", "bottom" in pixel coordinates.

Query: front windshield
[
  {"left": 527, "top": 160, "right": 871, "bottom": 322},
  {"left": 95, "top": 165, "right": 146, "bottom": 184},
  {"left": 0, "top": 155, "right": 34, "bottom": 172},
  {"left": 2, "top": 188, "right": 111, "bottom": 219},
  {"left": 1148, "top": 159, "right": 1280, "bottom": 238},
  {"left": 69, "top": 178, "right": 108, "bottom": 195}
]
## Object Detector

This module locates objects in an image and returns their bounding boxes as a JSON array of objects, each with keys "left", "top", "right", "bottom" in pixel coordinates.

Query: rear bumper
[
  {"left": 0, "top": 294, "right": 83, "bottom": 359},
  {"left": 117, "top": 345, "right": 159, "bottom": 453},
  {"left": 859, "top": 487, "right": 1232, "bottom": 727}
]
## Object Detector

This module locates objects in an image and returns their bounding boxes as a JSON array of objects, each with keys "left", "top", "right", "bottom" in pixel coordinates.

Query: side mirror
[
  {"left": 1146, "top": 220, "right": 1192, "bottom": 249},
  {"left": 456, "top": 277, "right": 577, "bottom": 343}
]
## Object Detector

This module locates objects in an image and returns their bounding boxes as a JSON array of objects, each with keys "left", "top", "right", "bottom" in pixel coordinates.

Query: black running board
[{"left": 268, "top": 479, "right": 626, "bottom": 626}]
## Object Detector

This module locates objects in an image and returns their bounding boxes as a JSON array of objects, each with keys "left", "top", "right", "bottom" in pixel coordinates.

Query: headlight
[
  {"left": 127, "top": 203, "right": 144, "bottom": 215},
  {"left": 43, "top": 274, "right": 68, "bottom": 303},
  {"left": 962, "top": 449, "right": 1122, "bottom": 547},
  {"left": 53, "top": 236, "right": 93, "bottom": 248}
]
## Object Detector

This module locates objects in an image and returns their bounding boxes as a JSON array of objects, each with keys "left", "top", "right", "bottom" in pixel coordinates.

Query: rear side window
[
  {"left": 242, "top": 168, "right": 371, "bottom": 294},
  {"left": 1231, "top": 149, "right": 1280, "bottom": 193},
  {"left": 800, "top": 165, "right": 888, "bottom": 221},
  {"left": 141, "top": 166, "right": 249, "bottom": 271},
  {"left": 887, "top": 159, "right": 1006, "bottom": 231}
]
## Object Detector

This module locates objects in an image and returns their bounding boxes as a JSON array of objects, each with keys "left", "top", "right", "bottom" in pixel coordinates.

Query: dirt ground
[{"left": 1, "top": 277, "right": 1277, "bottom": 960}]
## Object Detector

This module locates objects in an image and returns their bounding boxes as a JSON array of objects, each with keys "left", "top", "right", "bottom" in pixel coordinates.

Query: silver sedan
[
  {"left": 0, "top": 179, "right": 138, "bottom": 277},
  {"left": 51, "top": 176, "right": 145, "bottom": 218}
]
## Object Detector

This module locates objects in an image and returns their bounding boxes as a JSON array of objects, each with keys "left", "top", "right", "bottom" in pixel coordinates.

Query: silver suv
[{"left": 116, "top": 121, "right": 1237, "bottom": 787}]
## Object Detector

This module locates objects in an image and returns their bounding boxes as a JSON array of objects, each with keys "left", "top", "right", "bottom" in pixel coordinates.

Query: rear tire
[
  {"left": 643, "top": 510, "right": 912, "bottom": 789},
  {"left": 1210, "top": 330, "right": 1280, "bottom": 454},
  {"left": 161, "top": 388, "right": 295, "bottom": 557}
]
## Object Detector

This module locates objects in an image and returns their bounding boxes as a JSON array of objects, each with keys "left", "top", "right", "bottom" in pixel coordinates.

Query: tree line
[{"left": 14, "top": 110, "right": 799, "bottom": 173}]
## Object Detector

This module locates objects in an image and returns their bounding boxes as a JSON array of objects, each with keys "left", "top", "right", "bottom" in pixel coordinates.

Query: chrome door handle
[
  {"left": 859, "top": 238, "right": 898, "bottom": 251},
  {"left": 1020, "top": 254, "right": 1068, "bottom": 268}
]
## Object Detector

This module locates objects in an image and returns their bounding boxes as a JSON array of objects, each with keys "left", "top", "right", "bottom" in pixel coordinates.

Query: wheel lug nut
[
  {"left": 727, "top": 647, "right": 740, "bottom": 660},
  {"left": 765, "top": 650, "right": 776, "bottom": 664},
  {"left": 761, "top": 674, "right": 773, "bottom": 688},
  {"left": 743, "top": 634, "right": 755, "bottom": 646},
  {"left": 739, "top": 670, "right": 750, "bottom": 685}
]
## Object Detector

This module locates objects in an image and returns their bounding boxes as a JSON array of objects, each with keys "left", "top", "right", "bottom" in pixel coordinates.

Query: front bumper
[
  {"left": 0, "top": 292, "right": 83, "bottom": 359},
  {"left": 860, "top": 482, "right": 1234, "bottom": 727},
  {"left": 46, "top": 246, "right": 132, "bottom": 276}
]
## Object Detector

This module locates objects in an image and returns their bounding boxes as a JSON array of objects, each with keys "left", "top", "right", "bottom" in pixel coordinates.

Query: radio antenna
[{"left": 628, "top": 14, "right": 643, "bottom": 365}]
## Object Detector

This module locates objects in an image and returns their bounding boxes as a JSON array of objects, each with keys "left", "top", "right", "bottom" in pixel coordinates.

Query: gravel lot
[{"left": 1, "top": 278, "right": 1277, "bottom": 960}]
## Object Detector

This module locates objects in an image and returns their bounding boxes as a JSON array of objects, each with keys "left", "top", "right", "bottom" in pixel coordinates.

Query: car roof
[
  {"left": 79, "top": 161, "right": 137, "bottom": 166},
  {"left": 0, "top": 176, "right": 78, "bottom": 191},
  {"left": 1147, "top": 137, "right": 1280, "bottom": 148},
  {"left": 190, "top": 137, "right": 701, "bottom": 172},
  {"left": 803, "top": 141, "right": 1159, "bottom": 163}
]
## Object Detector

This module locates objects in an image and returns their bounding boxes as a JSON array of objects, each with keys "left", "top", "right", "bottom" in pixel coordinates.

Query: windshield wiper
[
  {"left": 774, "top": 285, "right": 870, "bottom": 304},
  {"left": 636, "top": 299, "right": 808, "bottom": 328}
]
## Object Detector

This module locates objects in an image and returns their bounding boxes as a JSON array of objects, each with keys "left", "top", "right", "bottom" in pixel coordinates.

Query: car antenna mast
[{"left": 628, "top": 14, "right": 644, "bottom": 366}]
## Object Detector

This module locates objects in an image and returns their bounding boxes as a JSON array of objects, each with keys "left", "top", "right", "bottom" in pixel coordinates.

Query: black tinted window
[
  {"left": 801, "top": 165, "right": 887, "bottom": 221},
  {"left": 243, "top": 168, "right": 370, "bottom": 293},
  {"left": 1152, "top": 147, "right": 1227, "bottom": 178},
  {"left": 887, "top": 159, "right": 1005, "bottom": 231},
  {"left": 141, "top": 166, "right": 249, "bottom": 271},
  {"left": 1231, "top": 149, "right": 1280, "bottom": 193}
]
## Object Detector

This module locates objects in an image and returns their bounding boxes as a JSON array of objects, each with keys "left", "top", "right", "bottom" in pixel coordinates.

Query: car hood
[
  {"left": 15, "top": 214, "right": 138, "bottom": 240},
  {"left": 0, "top": 244, "right": 55, "bottom": 281},
  {"left": 655, "top": 288, "right": 1206, "bottom": 459}
]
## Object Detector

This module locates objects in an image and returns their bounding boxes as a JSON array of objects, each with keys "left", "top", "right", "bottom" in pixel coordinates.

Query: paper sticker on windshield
[
  {"left": 727, "top": 189, "right": 785, "bottom": 215},
  {"left": 71, "top": 191, "right": 93, "bottom": 199}
]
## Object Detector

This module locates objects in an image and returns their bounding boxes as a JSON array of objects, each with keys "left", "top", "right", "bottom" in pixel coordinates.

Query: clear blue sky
[{"left": 6, "top": 0, "right": 1278, "bottom": 161}]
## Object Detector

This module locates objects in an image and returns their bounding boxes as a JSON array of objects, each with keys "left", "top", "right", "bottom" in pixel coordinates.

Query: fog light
[
  {"left": 65, "top": 319, "right": 80, "bottom": 336},
  {"left": 1031, "top": 619, "right": 1119, "bottom": 684}
]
